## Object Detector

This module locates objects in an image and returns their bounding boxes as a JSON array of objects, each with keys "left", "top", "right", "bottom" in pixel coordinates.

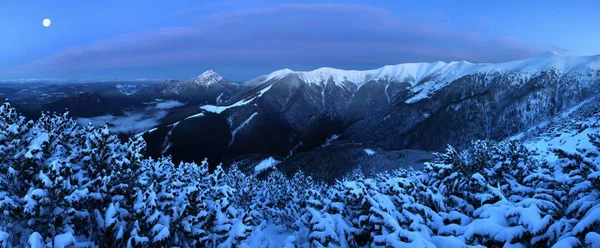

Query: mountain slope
[
  {"left": 133, "top": 70, "right": 241, "bottom": 105},
  {"left": 143, "top": 52, "right": 600, "bottom": 168},
  {"left": 511, "top": 93, "right": 600, "bottom": 163},
  {"left": 345, "top": 52, "right": 600, "bottom": 151}
]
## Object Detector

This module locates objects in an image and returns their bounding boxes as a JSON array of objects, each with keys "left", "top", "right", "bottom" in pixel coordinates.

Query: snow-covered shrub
[
  {"left": 0, "top": 102, "right": 256, "bottom": 247},
  {"left": 1, "top": 100, "right": 600, "bottom": 247},
  {"left": 548, "top": 132, "right": 600, "bottom": 246},
  {"left": 422, "top": 139, "right": 580, "bottom": 247}
]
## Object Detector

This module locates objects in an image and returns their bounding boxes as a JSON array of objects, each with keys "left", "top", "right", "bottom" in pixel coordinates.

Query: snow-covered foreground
[{"left": 2, "top": 101, "right": 600, "bottom": 247}]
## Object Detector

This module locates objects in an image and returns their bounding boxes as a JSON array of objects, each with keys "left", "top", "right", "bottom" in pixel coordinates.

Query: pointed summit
[{"left": 193, "top": 69, "right": 224, "bottom": 85}]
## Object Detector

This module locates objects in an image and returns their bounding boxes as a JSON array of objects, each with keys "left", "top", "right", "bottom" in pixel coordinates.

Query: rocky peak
[{"left": 193, "top": 70, "right": 224, "bottom": 86}]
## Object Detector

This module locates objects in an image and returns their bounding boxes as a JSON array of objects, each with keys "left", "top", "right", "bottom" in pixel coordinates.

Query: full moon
[{"left": 42, "top": 18, "right": 51, "bottom": 27}]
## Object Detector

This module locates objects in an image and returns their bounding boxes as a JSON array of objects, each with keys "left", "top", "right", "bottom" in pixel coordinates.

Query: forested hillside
[{"left": 1, "top": 101, "right": 600, "bottom": 247}]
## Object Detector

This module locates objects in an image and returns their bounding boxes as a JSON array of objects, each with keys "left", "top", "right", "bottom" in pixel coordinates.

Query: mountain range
[
  {"left": 5, "top": 52, "right": 599, "bottom": 181},
  {"left": 133, "top": 52, "right": 600, "bottom": 180}
]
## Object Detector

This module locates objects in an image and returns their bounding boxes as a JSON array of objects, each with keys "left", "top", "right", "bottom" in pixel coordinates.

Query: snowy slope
[
  {"left": 261, "top": 61, "right": 463, "bottom": 87},
  {"left": 512, "top": 93, "right": 600, "bottom": 163},
  {"left": 483, "top": 51, "right": 600, "bottom": 75},
  {"left": 144, "top": 52, "right": 600, "bottom": 167},
  {"left": 192, "top": 69, "right": 224, "bottom": 86},
  {"left": 133, "top": 69, "right": 239, "bottom": 105},
  {"left": 200, "top": 85, "right": 272, "bottom": 114},
  {"left": 254, "top": 156, "right": 280, "bottom": 174},
  {"left": 163, "top": 70, "right": 226, "bottom": 94},
  {"left": 253, "top": 52, "right": 600, "bottom": 104}
]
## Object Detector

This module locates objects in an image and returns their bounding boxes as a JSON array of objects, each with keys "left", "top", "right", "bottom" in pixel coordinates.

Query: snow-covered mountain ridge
[
  {"left": 132, "top": 69, "right": 240, "bottom": 105},
  {"left": 163, "top": 70, "right": 225, "bottom": 89},
  {"left": 263, "top": 61, "right": 471, "bottom": 87},
  {"left": 261, "top": 52, "right": 600, "bottom": 86},
  {"left": 144, "top": 52, "right": 600, "bottom": 170}
]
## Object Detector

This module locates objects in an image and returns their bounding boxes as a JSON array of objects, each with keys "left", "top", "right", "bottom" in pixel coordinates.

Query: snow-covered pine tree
[
  {"left": 321, "top": 183, "right": 355, "bottom": 247},
  {"left": 0, "top": 102, "right": 35, "bottom": 243},
  {"left": 0, "top": 107, "right": 90, "bottom": 246},
  {"left": 550, "top": 130, "right": 600, "bottom": 245},
  {"left": 483, "top": 140, "right": 560, "bottom": 247},
  {"left": 485, "top": 140, "right": 536, "bottom": 199},
  {"left": 172, "top": 160, "right": 210, "bottom": 246},
  {"left": 423, "top": 140, "right": 552, "bottom": 246},
  {"left": 370, "top": 175, "right": 437, "bottom": 247},
  {"left": 305, "top": 188, "right": 342, "bottom": 247},
  {"left": 520, "top": 159, "right": 570, "bottom": 246},
  {"left": 225, "top": 164, "right": 262, "bottom": 226},
  {"left": 127, "top": 158, "right": 175, "bottom": 246},
  {"left": 284, "top": 171, "right": 311, "bottom": 230},
  {"left": 80, "top": 125, "right": 147, "bottom": 246},
  {"left": 423, "top": 141, "right": 497, "bottom": 216},
  {"left": 257, "top": 170, "right": 292, "bottom": 226},
  {"left": 206, "top": 165, "right": 252, "bottom": 247},
  {"left": 336, "top": 173, "right": 374, "bottom": 246}
]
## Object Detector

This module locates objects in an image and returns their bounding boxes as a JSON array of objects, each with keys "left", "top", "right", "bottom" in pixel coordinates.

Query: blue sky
[{"left": 1, "top": 0, "right": 599, "bottom": 81}]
